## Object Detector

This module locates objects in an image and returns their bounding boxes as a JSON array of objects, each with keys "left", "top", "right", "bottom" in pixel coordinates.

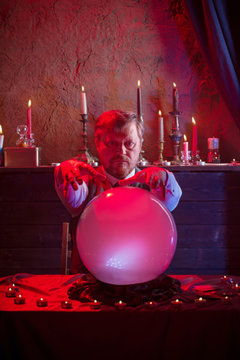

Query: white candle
[
  {"left": 158, "top": 110, "right": 164, "bottom": 142},
  {"left": 27, "top": 100, "right": 32, "bottom": 139},
  {"left": 0, "top": 125, "right": 4, "bottom": 149},
  {"left": 137, "top": 80, "right": 142, "bottom": 118},
  {"left": 80, "top": 86, "right": 87, "bottom": 114},
  {"left": 183, "top": 134, "right": 188, "bottom": 162}
]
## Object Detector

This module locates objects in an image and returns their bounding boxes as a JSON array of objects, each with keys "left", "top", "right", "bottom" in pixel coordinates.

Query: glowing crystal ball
[{"left": 76, "top": 187, "right": 177, "bottom": 285}]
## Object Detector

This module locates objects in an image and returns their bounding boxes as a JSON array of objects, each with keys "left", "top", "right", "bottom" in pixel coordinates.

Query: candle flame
[
  {"left": 119, "top": 300, "right": 122, "bottom": 304},
  {"left": 137, "top": 80, "right": 140, "bottom": 87},
  {"left": 81, "top": 86, "right": 85, "bottom": 92},
  {"left": 173, "top": 82, "right": 176, "bottom": 88},
  {"left": 0, "top": 125, "right": 2, "bottom": 134},
  {"left": 28, "top": 99, "right": 31, "bottom": 108},
  {"left": 199, "top": 297, "right": 203, "bottom": 301},
  {"left": 158, "top": 110, "right": 162, "bottom": 116},
  {"left": 19, "top": 294, "right": 22, "bottom": 298},
  {"left": 192, "top": 117, "right": 196, "bottom": 125},
  {"left": 183, "top": 134, "right": 187, "bottom": 142},
  {"left": 94, "top": 300, "right": 98, "bottom": 303},
  {"left": 40, "top": 298, "right": 43, "bottom": 301}
]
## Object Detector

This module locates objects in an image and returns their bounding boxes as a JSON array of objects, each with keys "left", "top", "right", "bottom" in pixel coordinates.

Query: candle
[
  {"left": 195, "top": 297, "right": 207, "bottom": 306},
  {"left": 89, "top": 299, "right": 102, "bottom": 310},
  {"left": 61, "top": 300, "right": 72, "bottom": 309},
  {"left": 27, "top": 99, "right": 32, "bottom": 140},
  {"left": 0, "top": 125, "right": 4, "bottom": 149},
  {"left": 137, "top": 80, "right": 142, "bottom": 118},
  {"left": 222, "top": 296, "right": 231, "bottom": 304},
  {"left": 14, "top": 294, "right": 26, "bottom": 304},
  {"left": 233, "top": 283, "right": 240, "bottom": 293},
  {"left": 183, "top": 134, "right": 188, "bottom": 163},
  {"left": 114, "top": 300, "right": 127, "bottom": 310},
  {"left": 80, "top": 86, "right": 87, "bottom": 114},
  {"left": 5, "top": 287, "right": 17, "bottom": 298},
  {"left": 171, "top": 298, "right": 182, "bottom": 308},
  {"left": 192, "top": 117, "right": 197, "bottom": 156},
  {"left": 144, "top": 301, "right": 157, "bottom": 309},
  {"left": 36, "top": 298, "right": 48, "bottom": 307},
  {"left": 220, "top": 275, "right": 233, "bottom": 285},
  {"left": 158, "top": 110, "right": 164, "bottom": 142},
  {"left": 172, "top": 82, "right": 179, "bottom": 113}
]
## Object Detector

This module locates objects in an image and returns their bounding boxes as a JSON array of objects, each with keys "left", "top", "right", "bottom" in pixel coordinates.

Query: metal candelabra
[
  {"left": 78, "top": 114, "right": 97, "bottom": 165},
  {"left": 137, "top": 115, "right": 149, "bottom": 167},
  {"left": 169, "top": 111, "right": 182, "bottom": 165}
]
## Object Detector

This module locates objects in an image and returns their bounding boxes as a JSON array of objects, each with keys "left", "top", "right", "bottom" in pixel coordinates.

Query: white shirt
[{"left": 55, "top": 166, "right": 182, "bottom": 217}]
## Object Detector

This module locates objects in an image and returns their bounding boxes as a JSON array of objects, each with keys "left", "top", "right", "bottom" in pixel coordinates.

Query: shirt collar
[{"left": 104, "top": 168, "right": 136, "bottom": 186}]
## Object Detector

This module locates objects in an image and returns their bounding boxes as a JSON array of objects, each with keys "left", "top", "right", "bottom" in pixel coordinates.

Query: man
[{"left": 55, "top": 110, "right": 182, "bottom": 273}]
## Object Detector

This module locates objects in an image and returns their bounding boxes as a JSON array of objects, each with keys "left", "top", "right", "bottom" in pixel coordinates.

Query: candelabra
[
  {"left": 169, "top": 111, "right": 182, "bottom": 165},
  {"left": 78, "top": 114, "right": 97, "bottom": 165},
  {"left": 137, "top": 115, "right": 149, "bottom": 167}
]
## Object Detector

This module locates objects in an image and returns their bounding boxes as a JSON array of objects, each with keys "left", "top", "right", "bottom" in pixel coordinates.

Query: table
[{"left": 1, "top": 274, "right": 240, "bottom": 360}]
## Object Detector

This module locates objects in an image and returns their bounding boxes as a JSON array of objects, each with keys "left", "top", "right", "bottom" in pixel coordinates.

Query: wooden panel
[
  {"left": 168, "top": 248, "right": 240, "bottom": 274},
  {"left": 0, "top": 225, "right": 63, "bottom": 248},
  {"left": 0, "top": 248, "right": 61, "bottom": 270},
  {"left": 172, "top": 201, "right": 240, "bottom": 225},
  {"left": 0, "top": 172, "right": 59, "bottom": 202},
  {"left": 174, "top": 172, "right": 240, "bottom": 201},
  {"left": 176, "top": 225, "right": 240, "bottom": 248},
  {"left": 0, "top": 202, "right": 70, "bottom": 225}
]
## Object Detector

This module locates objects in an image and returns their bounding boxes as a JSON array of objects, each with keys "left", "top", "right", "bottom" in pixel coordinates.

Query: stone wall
[{"left": 0, "top": 0, "right": 239, "bottom": 164}]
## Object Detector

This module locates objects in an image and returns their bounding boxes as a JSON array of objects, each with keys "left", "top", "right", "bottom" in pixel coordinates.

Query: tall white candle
[
  {"left": 81, "top": 86, "right": 87, "bottom": 114},
  {"left": 183, "top": 134, "right": 188, "bottom": 162},
  {"left": 158, "top": 110, "right": 164, "bottom": 142},
  {"left": 137, "top": 80, "right": 142, "bottom": 118}
]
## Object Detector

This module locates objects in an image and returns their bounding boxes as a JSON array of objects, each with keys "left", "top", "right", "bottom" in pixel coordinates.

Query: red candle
[
  {"left": 27, "top": 99, "right": 32, "bottom": 139},
  {"left": 192, "top": 117, "right": 197, "bottom": 156},
  {"left": 36, "top": 297, "right": 48, "bottom": 307},
  {"left": 80, "top": 86, "right": 87, "bottom": 114},
  {"left": 183, "top": 134, "right": 188, "bottom": 162},
  {"left": 14, "top": 294, "right": 26, "bottom": 304},
  {"left": 137, "top": 80, "right": 142, "bottom": 118},
  {"left": 172, "top": 82, "right": 179, "bottom": 113}
]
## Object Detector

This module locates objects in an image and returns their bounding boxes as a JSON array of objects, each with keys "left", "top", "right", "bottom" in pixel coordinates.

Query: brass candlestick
[
  {"left": 154, "top": 141, "right": 164, "bottom": 165},
  {"left": 169, "top": 111, "right": 182, "bottom": 165},
  {"left": 78, "top": 114, "right": 97, "bottom": 165}
]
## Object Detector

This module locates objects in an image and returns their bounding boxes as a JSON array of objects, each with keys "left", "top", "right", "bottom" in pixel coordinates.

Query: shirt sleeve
[
  {"left": 54, "top": 165, "right": 89, "bottom": 217},
  {"left": 151, "top": 169, "right": 182, "bottom": 211}
]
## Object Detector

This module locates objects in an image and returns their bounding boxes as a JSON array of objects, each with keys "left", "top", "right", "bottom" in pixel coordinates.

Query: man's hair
[{"left": 95, "top": 110, "right": 144, "bottom": 141}]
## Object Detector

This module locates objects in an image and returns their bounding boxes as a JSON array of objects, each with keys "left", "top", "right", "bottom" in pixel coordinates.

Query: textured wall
[{"left": 0, "top": 0, "right": 239, "bottom": 164}]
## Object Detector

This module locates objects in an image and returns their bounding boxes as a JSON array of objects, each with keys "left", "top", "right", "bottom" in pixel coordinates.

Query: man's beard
[{"left": 107, "top": 156, "right": 132, "bottom": 179}]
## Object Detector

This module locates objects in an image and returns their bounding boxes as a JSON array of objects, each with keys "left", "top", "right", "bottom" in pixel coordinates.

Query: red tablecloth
[{"left": 1, "top": 274, "right": 240, "bottom": 360}]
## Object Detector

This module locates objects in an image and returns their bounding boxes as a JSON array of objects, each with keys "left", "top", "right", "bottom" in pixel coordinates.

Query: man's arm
[
  {"left": 54, "top": 160, "right": 106, "bottom": 217},
  {"left": 119, "top": 167, "right": 182, "bottom": 211}
]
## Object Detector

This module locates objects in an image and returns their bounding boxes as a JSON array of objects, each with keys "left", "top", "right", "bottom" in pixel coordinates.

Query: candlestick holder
[
  {"left": 78, "top": 114, "right": 97, "bottom": 165},
  {"left": 153, "top": 141, "right": 165, "bottom": 165},
  {"left": 169, "top": 112, "right": 182, "bottom": 165},
  {"left": 137, "top": 115, "right": 149, "bottom": 167}
]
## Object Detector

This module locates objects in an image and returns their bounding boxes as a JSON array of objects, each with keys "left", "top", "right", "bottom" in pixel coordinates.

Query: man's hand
[
  {"left": 118, "top": 167, "right": 167, "bottom": 190},
  {"left": 58, "top": 160, "right": 106, "bottom": 196}
]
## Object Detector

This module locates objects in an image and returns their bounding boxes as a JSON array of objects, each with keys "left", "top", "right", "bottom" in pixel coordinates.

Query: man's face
[{"left": 95, "top": 122, "right": 142, "bottom": 179}]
